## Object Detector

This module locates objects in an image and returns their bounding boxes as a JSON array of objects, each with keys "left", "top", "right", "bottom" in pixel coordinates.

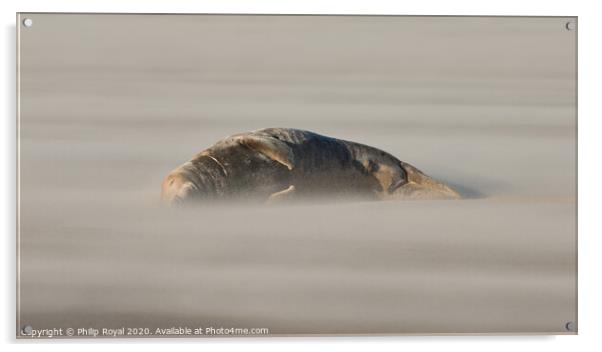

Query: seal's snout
[
  {"left": 413, "top": 179, "right": 462, "bottom": 200},
  {"left": 393, "top": 162, "right": 461, "bottom": 200},
  {"left": 161, "top": 172, "right": 198, "bottom": 205},
  {"left": 437, "top": 183, "right": 461, "bottom": 200},
  {"left": 393, "top": 180, "right": 461, "bottom": 200}
]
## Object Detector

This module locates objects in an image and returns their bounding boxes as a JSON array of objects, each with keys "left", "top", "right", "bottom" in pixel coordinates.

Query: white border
[{"left": 2, "top": 1, "right": 600, "bottom": 351}]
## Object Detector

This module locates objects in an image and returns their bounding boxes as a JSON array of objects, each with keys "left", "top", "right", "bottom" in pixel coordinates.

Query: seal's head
[{"left": 389, "top": 162, "right": 461, "bottom": 200}]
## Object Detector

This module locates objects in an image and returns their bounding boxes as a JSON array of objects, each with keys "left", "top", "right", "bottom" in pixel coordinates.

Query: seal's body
[{"left": 161, "top": 128, "right": 460, "bottom": 204}]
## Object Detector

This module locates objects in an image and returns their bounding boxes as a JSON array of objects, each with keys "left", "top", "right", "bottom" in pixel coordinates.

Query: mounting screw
[
  {"left": 565, "top": 321, "right": 575, "bottom": 332},
  {"left": 565, "top": 21, "right": 576, "bottom": 31},
  {"left": 22, "top": 18, "right": 33, "bottom": 28},
  {"left": 21, "top": 325, "right": 32, "bottom": 335}
]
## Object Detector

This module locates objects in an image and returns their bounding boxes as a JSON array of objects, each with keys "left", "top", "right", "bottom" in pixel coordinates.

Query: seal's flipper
[
  {"left": 267, "top": 185, "right": 296, "bottom": 203},
  {"left": 235, "top": 135, "right": 295, "bottom": 170}
]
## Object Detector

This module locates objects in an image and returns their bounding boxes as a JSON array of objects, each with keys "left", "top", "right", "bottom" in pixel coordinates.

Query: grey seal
[{"left": 161, "top": 128, "right": 460, "bottom": 204}]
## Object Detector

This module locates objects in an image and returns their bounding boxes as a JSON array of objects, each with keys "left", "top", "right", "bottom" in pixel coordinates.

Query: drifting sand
[{"left": 17, "top": 14, "right": 576, "bottom": 336}]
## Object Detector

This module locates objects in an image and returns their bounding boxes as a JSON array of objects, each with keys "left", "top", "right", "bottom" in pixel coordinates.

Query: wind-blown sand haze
[{"left": 17, "top": 14, "right": 576, "bottom": 336}]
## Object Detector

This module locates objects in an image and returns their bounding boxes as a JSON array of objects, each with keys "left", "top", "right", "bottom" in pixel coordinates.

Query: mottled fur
[{"left": 161, "top": 128, "right": 460, "bottom": 204}]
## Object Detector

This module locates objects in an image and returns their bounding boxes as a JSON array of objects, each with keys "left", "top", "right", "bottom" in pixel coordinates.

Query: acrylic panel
[{"left": 16, "top": 13, "right": 577, "bottom": 338}]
